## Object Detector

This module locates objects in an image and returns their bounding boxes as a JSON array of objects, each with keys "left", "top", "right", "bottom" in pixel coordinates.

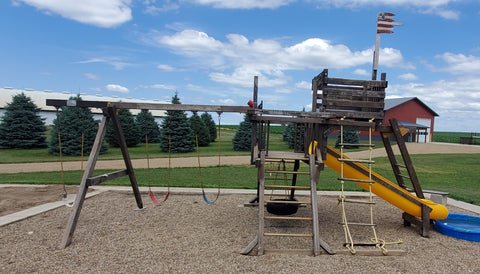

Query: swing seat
[{"left": 266, "top": 198, "right": 299, "bottom": 215}]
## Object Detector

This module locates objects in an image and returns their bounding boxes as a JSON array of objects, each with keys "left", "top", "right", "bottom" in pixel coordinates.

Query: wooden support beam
[
  {"left": 107, "top": 107, "right": 143, "bottom": 209},
  {"left": 61, "top": 115, "right": 109, "bottom": 248},
  {"left": 86, "top": 169, "right": 129, "bottom": 186}
]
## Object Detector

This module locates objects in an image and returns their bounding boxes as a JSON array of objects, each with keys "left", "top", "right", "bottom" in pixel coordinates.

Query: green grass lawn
[{"left": 1, "top": 127, "right": 479, "bottom": 205}]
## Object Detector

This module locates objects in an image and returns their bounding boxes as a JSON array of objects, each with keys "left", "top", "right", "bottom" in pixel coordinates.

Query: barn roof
[
  {"left": 397, "top": 120, "right": 429, "bottom": 129},
  {"left": 385, "top": 97, "right": 439, "bottom": 116}
]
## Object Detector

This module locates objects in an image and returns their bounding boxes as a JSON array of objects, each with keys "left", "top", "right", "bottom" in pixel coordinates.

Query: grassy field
[
  {"left": 433, "top": 131, "right": 479, "bottom": 144},
  {"left": 1, "top": 127, "right": 479, "bottom": 205}
]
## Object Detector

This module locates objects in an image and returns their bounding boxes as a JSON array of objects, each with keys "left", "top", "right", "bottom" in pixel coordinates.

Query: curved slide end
[{"left": 324, "top": 145, "right": 448, "bottom": 220}]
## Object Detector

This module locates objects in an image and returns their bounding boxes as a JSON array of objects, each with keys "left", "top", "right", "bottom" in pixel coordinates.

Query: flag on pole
[{"left": 377, "top": 12, "right": 402, "bottom": 34}]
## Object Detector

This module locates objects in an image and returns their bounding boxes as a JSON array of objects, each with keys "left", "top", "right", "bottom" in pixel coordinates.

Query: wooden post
[
  {"left": 390, "top": 118, "right": 424, "bottom": 199},
  {"left": 380, "top": 132, "right": 407, "bottom": 189},
  {"left": 61, "top": 115, "right": 109, "bottom": 248},
  {"left": 257, "top": 151, "right": 266, "bottom": 255},
  {"left": 107, "top": 107, "right": 143, "bottom": 209}
]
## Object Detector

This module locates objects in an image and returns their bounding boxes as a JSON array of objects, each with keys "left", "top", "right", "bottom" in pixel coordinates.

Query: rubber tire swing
[{"left": 266, "top": 199, "right": 299, "bottom": 215}]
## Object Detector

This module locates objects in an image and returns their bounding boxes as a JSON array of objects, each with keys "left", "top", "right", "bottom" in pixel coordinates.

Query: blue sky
[{"left": 1, "top": 0, "right": 479, "bottom": 131}]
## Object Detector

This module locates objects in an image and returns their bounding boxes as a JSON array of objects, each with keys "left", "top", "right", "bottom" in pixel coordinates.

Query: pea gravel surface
[{"left": 1, "top": 191, "right": 479, "bottom": 273}]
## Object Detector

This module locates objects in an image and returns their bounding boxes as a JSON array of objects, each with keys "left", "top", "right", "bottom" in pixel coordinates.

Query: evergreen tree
[
  {"left": 0, "top": 92, "right": 47, "bottom": 149},
  {"left": 282, "top": 124, "right": 305, "bottom": 150},
  {"left": 335, "top": 130, "right": 359, "bottom": 148},
  {"left": 105, "top": 108, "right": 141, "bottom": 147},
  {"left": 232, "top": 115, "right": 252, "bottom": 151},
  {"left": 201, "top": 112, "right": 217, "bottom": 142},
  {"left": 48, "top": 95, "right": 108, "bottom": 156},
  {"left": 136, "top": 110, "right": 161, "bottom": 143},
  {"left": 159, "top": 93, "right": 195, "bottom": 153},
  {"left": 283, "top": 124, "right": 295, "bottom": 149},
  {"left": 190, "top": 113, "right": 210, "bottom": 147}
]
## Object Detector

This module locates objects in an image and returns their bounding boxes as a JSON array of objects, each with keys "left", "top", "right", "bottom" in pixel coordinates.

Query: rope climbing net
[{"left": 338, "top": 117, "right": 388, "bottom": 255}]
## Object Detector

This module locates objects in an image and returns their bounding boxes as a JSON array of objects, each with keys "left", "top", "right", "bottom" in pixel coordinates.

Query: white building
[{"left": 0, "top": 87, "right": 168, "bottom": 125}]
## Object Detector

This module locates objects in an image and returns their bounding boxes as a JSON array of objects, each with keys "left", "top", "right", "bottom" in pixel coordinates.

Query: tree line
[
  {"left": 0, "top": 92, "right": 358, "bottom": 155},
  {"left": 0, "top": 93, "right": 223, "bottom": 155}
]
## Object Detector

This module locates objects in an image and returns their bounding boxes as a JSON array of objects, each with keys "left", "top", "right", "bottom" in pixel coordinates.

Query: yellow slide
[{"left": 324, "top": 146, "right": 448, "bottom": 220}]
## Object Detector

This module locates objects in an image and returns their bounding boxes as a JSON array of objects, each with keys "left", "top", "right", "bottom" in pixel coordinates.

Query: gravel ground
[{"left": 1, "top": 191, "right": 479, "bottom": 273}]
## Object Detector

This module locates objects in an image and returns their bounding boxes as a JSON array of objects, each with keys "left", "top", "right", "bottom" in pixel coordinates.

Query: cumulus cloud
[
  {"left": 388, "top": 76, "right": 480, "bottom": 131},
  {"left": 150, "top": 29, "right": 408, "bottom": 87},
  {"left": 106, "top": 84, "right": 129, "bottom": 93},
  {"left": 398, "top": 73, "right": 418, "bottom": 81},
  {"left": 353, "top": 69, "right": 370, "bottom": 76},
  {"left": 435, "top": 53, "right": 480, "bottom": 75},
  {"left": 17, "top": 0, "right": 132, "bottom": 28}
]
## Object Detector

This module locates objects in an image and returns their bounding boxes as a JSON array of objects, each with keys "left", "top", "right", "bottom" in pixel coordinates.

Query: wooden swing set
[{"left": 47, "top": 69, "right": 443, "bottom": 256}]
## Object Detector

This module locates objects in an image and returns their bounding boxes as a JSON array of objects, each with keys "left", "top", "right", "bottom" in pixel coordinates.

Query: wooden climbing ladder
[
  {"left": 379, "top": 118, "right": 431, "bottom": 237},
  {"left": 242, "top": 149, "right": 335, "bottom": 256}
]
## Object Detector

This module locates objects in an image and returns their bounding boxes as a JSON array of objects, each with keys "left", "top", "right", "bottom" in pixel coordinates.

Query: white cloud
[
  {"left": 151, "top": 29, "right": 409, "bottom": 87},
  {"left": 106, "top": 84, "right": 129, "bottom": 93},
  {"left": 84, "top": 73, "right": 100, "bottom": 80},
  {"left": 143, "top": 0, "right": 179, "bottom": 14},
  {"left": 185, "top": 0, "right": 295, "bottom": 9},
  {"left": 398, "top": 73, "right": 418, "bottom": 81},
  {"left": 435, "top": 53, "right": 480, "bottom": 75},
  {"left": 17, "top": 0, "right": 132, "bottom": 28},
  {"left": 388, "top": 76, "right": 480, "bottom": 131},
  {"left": 140, "top": 84, "right": 177, "bottom": 90},
  {"left": 295, "top": 81, "right": 311, "bottom": 89},
  {"left": 77, "top": 57, "right": 133, "bottom": 70},
  {"left": 353, "top": 69, "right": 370, "bottom": 76},
  {"left": 157, "top": 64, "right": 187, "bottom": 72},
  {"left": 313, "top": 0, "right": 460, "bottom": 19}
]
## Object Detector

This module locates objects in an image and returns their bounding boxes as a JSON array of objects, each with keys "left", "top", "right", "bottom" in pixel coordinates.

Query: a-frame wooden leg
[
  {"left": 257, "top": 151, "right": 266, "bottom": 255},
  {"left": 310, "top": 153, "right": 335, "bottom": 255},
  {"left": 61, "top": 115, "right": 109, "bottom": 248},
  {"left": 107, "top": 107, "right": 143, "bottom": 209}
]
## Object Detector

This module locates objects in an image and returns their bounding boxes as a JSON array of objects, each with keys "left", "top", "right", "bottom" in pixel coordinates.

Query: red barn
[{"left": 381, "top": 97, "right": 438, "bottom": 142}]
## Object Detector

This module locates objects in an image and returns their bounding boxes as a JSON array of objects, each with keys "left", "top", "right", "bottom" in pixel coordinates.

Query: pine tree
[
  {"left": 136, "top": 110, "right": 161, "bottom": 143},
  {"left": 48, "top": 95, "right": 108, "bottom": 156},
  {"left": 283, "top": 124, "right": 295, "bottom": 149},
  {"left": 335, "top": 130, "right": 359, "bottom": 148},
  {"left": 190, "top": 113, "right": 210, "bottom": 147},
  {"left": 105, "top": 108, "right": 141, "bottom": 147},
  {"left": 0, "top": 92, "right": 47, "bottom": 149},
  {"left": 232, "top": 115, "right": 252, "bottom": 151},
  {"left": 282, "top": 124, "right": 305, "bottom": 150},
  {"left": 201, "top": 112, "right": 217, "bottom": 142},
  {"left": 159, "top": 93, "right": 195, "bottom": 153}
]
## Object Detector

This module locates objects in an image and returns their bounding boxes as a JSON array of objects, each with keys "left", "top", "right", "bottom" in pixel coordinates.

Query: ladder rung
[
  {"left": 265, "top": 159, "right": 296, "bottom": 163},
  {"left": 264, "top": 216, "right": 313, "bottom": 221},
  {"left": 396, "top": 164, "right": 407, "bottom": 168},
  {"left": 265, "top": 200, "right": 311, "bottom": 205},
  {"left": 343, "top": 242, "right": 381, "bottom": 247},
  {"left": 265, "top": 185, "right": 311, "bottom": 190},
  {"left": 338, "top": 177, "right": 375, "bottom": 184},
  {"left": 338, "top": 198, "right": 376, "bottom": 205},
  {"left": 338, "top": 143, "right": 375, "bottom": 147},
  {"left": 338, "top": 158, "right": 375, "bottom": 164},
  {"left": 399, "top": 174, "right": 411, "bottom": 179},
  {"left": 263, "top": 249, "right": 313, "bottom": 256},
  {"left": 265, "top": 170, "right": 310, "bottom": 175},
  {"left": 265, "top": 177, "right": 291, "bottom": 181},
  {"left": 339, "top": 222, "right": 376, "bottom": 227},
  {"left": 264, "top": 232, "right": 313, "bottom": 237}
]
